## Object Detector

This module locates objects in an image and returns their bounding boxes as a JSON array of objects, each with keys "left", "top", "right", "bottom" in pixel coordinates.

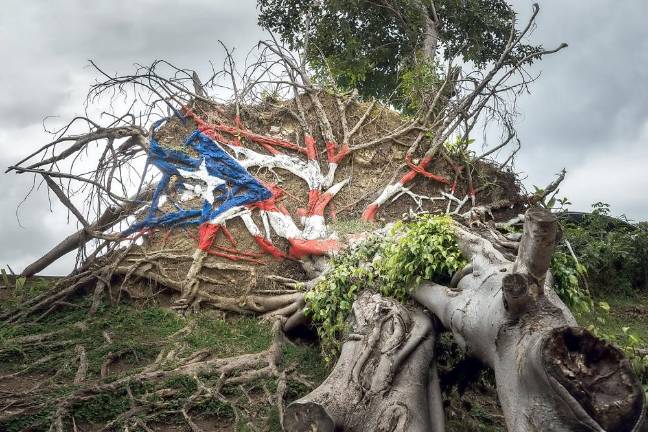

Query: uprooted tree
[{"left": 2, "top": 2, "right": 645, "bottom": 431}]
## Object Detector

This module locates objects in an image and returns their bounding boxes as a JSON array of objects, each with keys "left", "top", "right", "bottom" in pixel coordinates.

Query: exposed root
[{"left": 0, "top": 319, "right": 307, "bottom": 431}]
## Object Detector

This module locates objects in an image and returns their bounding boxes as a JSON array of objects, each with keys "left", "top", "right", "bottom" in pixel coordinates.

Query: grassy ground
[
  {"left": 578, "top": 293, "right": 648, "bottom": 338},
  {"left": 1, "top": 278, "right": 645, "bottom": 431},
  {"left": 0, "top": 278, "right": 327, "bottom": 431}
]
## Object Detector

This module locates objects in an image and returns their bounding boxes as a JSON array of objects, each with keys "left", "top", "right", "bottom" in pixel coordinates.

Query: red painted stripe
[
  {"left": 289, "top": 238, "right": 340, "bottom": 259},
  {"left": 221, "top": 226, "right": 237, "bottom": 247},
  {"left": 404, "top": 155, "right": 451, "bottom": 185},
  {"left": 325, "top": 140, "right": 337, "bottom": 162},
  {"left": 305, "top": 134, "right": 317, "bottom": 160},
  {"left": 332, "top": 143, "right": 350, "bottom": 164},
  {"left": 183, "top": 107, "right": 305, "bottom": 154},
  {"left": 306, "top": 189, "right": 321, "bottom": 216},
  {"left": 198, "top": 223, "right": 220, "bottom": 251},
  {"left": 312, "top": 191, "right": 335, "bottom": 216},
  {"left": 361, "top": 203, "right": 379, "bottom": 222},
  {"left": 253, "top": 236, "right": 287, "bottom": 259},
  {"left": 206, "top": 249, "right": 264, "bottom": 264},
  {"left": 212, "top": 245, "right": 264, "bottom": 258}
]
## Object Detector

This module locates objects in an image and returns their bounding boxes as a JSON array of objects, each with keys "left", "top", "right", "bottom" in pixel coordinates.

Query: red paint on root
[
  {"left": 325, "top": 141, "right": 350, "bottom": 164},
  {"left": 289, "top": 238, "right": 340, "bottom": 259},
  {"left": 198, "top": 223, "right": 220, "bottom": 251},
  {"left": 404, "top": 155, "right": 451, "bottom": 185},
  {"left": 253, "top": 236, "right": 288, "bottom": 259},
  {"left": 312, "top": 191, "right": 335, "bottom": 216},
  {"left": 251, "top": 182, "right": 286, "bottom": 212},
  {"left": 161, "top": 229, "right": 173, "bottom": 246},
  {"left": 306, "top": 189, "right": 321, "bottom": 216},
  {"left": 212, "top": 245, "right": 264, "bottom": 258},
  {"left": 332, "top": 144, "right": 350, "bottom": 164},
  {"left": 221, "top": 226, "right": 237, "bottom": 247},
  {"left": 361, "top": 204, "right": 379, "bottom": 222},
  {"left": 182, "top": 108, "right": 305, "bottom": 154},
  {"left": 305, "top": 134, "right": 317, "bottom": 160},
  {"left": 399, "top": 170, "right": 418, "bottom": 185},
  {"left": 206, "top": 249, "right": 264, "bottom": 264},
  {"left": 469, "top": 187, "right": 476, "bottom": 204}
]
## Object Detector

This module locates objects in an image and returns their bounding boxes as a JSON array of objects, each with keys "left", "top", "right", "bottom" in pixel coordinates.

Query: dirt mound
[{"left": 119, "top": 92, "right": 524, "bottom": 299}]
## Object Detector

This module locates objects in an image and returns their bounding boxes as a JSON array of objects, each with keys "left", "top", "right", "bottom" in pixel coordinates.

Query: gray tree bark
[
  {"left": 284, "top": 291, "right": 444, "bottom": 432},
  {"left": 414, "top": 207, "right": 646, "bottom": 431}
]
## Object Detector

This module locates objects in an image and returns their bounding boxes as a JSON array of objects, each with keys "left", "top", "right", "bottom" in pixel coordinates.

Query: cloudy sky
[{"left": 0, "top": 0, "right": 646, "bottom": 275}]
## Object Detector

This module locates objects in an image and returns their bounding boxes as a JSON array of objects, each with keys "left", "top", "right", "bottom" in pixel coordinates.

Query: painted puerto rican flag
[{"left": 125, "top": 118, "right": 342, "bottom": 261}]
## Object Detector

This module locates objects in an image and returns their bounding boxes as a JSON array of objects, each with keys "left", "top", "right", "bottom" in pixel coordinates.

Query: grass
[
  {"left": 576, "top": 292, "right": 648, "bottom": 389},
  {"left": 1, "top": 276, "right": 644, "bottom": 431},
  {"left": 0, "top": 280, "right": 326, "bottom": 431},
  {"left": 185, "top": 312, "right": 273, "bottom": 355},
  {"left": 576, "top": 292, "right": 648, "bottom": 338},
  {"left": 330, "top": 218, "right": 376, "bottom": 237}
]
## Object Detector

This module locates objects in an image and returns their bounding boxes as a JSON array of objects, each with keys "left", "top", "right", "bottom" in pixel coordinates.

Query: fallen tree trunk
[
  {"left": 284, "top": 291, "right": 444, "bottom": 432},
  {"left": 414, "top": 207, "right": 646, "bottom": 431}
]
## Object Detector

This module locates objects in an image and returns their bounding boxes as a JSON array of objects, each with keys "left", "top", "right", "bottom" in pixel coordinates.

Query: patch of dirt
[
  {"left": 0, "top": 372, "right": 49, "bottom": 394},
  {"left": 617, "top": 304, "right": 648, "bottom": 318}
]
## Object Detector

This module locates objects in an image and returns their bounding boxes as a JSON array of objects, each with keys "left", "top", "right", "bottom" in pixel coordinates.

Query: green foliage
[
  {"left": 443, "top": 135, "right": 475, "bottom": 159},
  {"left": 561, "top": 203, "right": 648, "bottom": 295},
  {"left": 73, "top": 392, "right": 131, "bottom": 423},
  {"left": 0, "top": 274, "right": 51, "bottom": 310},
  {"left": 303, "top": 235, "right": 382, "bottom": 361},
  {"left": 0, "top": 300, "right": 288, "bottom": 430},
  {"left": 377, "top": 215, "right": 466, "bottom": 299},
  {"left": 400, "top": 59, "right": 444, "bottom": 112},
  {"left": 196, "top": 398, "right": 235, "bottom": 419},
  {"left": 551, "top": 250, "right": 591, "bottom": 314},
  {"left": 1, "top": 267, "right": 9, "bottom": 286},
  {"left": 531, "top": 184, "right": 571, "bottom": 211},
  {"left": 304, "top": 214, "right": 465, "bottom": 361},
  {"left": 257, "top": 0, "right": 543, "bottom": 106},
  {"left": 281, "top": 343, "right": 328, "bottom": 384},
  {"left": 2, "top": 410, "right": 51, "bottom": 432}
]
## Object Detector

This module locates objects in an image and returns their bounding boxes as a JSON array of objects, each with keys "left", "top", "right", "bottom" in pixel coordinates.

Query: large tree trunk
[
  {"left": 414, "top": 208, "right": 646, "bottom": 431},
  {"left": 284, "top": 291, "right": 444, "bottom": 432}
]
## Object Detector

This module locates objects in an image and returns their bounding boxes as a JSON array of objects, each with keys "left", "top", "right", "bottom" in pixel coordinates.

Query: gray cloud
[
  {"left": 1, "top": 0, "right": 646, "bottom": 275},
  {"left": 0, "top": 153, "right": 78, "bottom": 274},
  {"left": 512, "top": 0, "right": 648, "bottom": 207},
  {"left": 0, "top": 0, "right": 263, "bottom": 128}
]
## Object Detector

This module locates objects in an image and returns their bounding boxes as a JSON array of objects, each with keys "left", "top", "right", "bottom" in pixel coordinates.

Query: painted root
[
  {"left": 414, "top": 207, "right": 646, "bottom": 431},
  {"left": 126, "top": 114, "right": 347, "bottom": 263},
  {"left": 121, "top": 112, "right": 353, "bottom": 309},
  {"left": 361, "top": 153, "right": 471, "bottom": 222},
  {"left": 284, "top": 291, "right": 444, "bottom": 432}
]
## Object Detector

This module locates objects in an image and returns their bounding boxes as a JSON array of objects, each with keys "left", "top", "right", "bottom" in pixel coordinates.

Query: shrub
[{"left": 304, "top": 214, "right": 465, "bottom": 361}]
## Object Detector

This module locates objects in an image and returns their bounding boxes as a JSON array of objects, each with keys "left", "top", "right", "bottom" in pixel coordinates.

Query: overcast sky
[{"left": 1, "top": 0, "right": 646, "bottom": 275}]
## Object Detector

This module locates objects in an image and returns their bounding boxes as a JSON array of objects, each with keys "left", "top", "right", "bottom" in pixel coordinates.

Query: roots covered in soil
[
  {"left": 0, "top": 278, "right": 507, "bottom": 432},
  {"left": 0, "top": 292, "right": 327, "bottom": 431}
]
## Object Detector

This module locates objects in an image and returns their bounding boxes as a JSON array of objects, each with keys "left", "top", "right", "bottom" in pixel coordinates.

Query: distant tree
[{"left": 257, "top": 0, "right": 543, "bottom": 107}]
